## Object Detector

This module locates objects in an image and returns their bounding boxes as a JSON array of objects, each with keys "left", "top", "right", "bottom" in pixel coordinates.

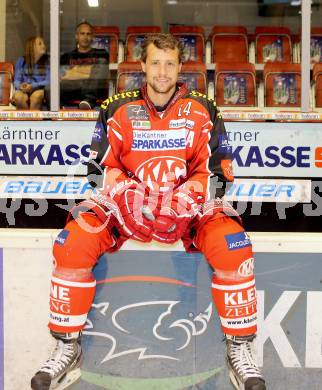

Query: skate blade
[
  {"left": 228, "top": 369, "right": 243, "bottom": 390},
  {"left": 53, "top": 368, "right": 81, "bottom": 390}
]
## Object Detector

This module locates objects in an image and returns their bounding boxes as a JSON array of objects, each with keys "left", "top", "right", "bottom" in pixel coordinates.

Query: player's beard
[{"left": 148, "top": 78, "right": 176, "bottom": 95}]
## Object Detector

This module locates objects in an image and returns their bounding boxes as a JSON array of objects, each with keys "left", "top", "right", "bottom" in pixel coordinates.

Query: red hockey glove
[
  {"left": 90, "top": 178, "right": 137, "bottom": 226},
  {"left": 118, "top": 186, "right": 155, "bottom": 242},
  {"left": 108, "top": 178, "right": 138, "bottom": 201},
  {"left": 196, "top": 198, "right": 242, "bottom": 229},
  {"left": 152, "top": 187, "right": 200, "bottom": 244},
  {"left": 91, "top": 179, "right": 154, "bottom": 242}
]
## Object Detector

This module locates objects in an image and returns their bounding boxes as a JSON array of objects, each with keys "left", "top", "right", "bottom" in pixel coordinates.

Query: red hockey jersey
[{"left": 88, "top": 83, "right": 233, "bottom": 201}]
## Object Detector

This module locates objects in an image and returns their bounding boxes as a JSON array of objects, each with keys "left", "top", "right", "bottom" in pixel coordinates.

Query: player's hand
[
  {"left": 109, "top": 180, "right": 158, "bottom": 242},
  {"left": 118, "top": 186, "right": 154, "bottom": 242},
  {"left": 91, "top": 178, "right": 155, "bottom": 242},
  {"left": 152, "top": 187, "right": 200, "bottom": 243}
]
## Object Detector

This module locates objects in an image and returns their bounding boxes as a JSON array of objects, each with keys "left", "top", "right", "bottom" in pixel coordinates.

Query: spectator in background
[
  {"left": 60, "top": 21, "right": 109, "bottom": 110},
  {"left": 13, "top": 36, "right": 49, "bottom": 110}
]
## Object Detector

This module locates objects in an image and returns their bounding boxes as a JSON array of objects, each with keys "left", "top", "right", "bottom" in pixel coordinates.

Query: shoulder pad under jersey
[{"left": 188, "top": 90, "right": 222, "bottom": 119}]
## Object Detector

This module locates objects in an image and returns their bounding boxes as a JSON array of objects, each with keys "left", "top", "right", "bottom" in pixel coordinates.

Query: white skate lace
[
  {"left": 39, "top": 340, "right": 78, "bottom": 377},
  {"left": 228, "top": 336, "right": 262, "bottom": 380}
]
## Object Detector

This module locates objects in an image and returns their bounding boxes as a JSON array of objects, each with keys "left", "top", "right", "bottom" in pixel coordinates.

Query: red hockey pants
[{"left": 49, "top": 213, "right": 257, "bottom": 336}]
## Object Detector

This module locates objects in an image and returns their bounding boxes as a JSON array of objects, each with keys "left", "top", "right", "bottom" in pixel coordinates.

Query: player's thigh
[
  {"left": 195, "top": 215, "right": 253, "bottom": 271},
  {"left": 53, "top": 213, "right": 114, "bottom": 269}
]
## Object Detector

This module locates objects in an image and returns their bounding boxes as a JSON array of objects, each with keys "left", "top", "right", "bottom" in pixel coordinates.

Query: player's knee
[
  {"left": 197, "top": 216, "right": 254, "bottom": 272},
  {"left": 53, "top": 214, "right": 113, "bottom": 269},
  {"left": 53, "top": 221, "right": 95, "bottom": 269},
  {"left": 214, "top": 256, "right": 255, "bottom": 282}
]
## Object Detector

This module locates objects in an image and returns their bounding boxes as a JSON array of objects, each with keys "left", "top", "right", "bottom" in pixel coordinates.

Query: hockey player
[{"left": 31, "top": 34, "right": 266, "bottom": 390}]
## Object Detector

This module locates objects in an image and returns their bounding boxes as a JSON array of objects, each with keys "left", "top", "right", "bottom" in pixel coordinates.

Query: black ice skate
[
  {"left": 226, "top": 334, "right": 266, "bottom": 390},
  {"left": 31, "top": 331, "right": 82, "bottom": 390}
]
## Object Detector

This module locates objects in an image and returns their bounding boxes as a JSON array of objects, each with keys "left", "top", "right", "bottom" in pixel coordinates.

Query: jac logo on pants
[
  {"left": 54, "top": 229, "right": 70, "bottom": 246},
  {"left": 225, "top": 231, "right": 252, "bottom": 251}
]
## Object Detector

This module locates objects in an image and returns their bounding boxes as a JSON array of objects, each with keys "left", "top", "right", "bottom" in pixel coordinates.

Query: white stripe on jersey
[
  {"left": 107, "top": 117, "right": 121, "bottom": 129},
  {"left": 111, "top": 127, "right": 123, "bottom": 141}
]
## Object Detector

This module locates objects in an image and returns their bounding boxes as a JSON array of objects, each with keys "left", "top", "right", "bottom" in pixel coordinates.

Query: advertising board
[
  {"left": 0, "top": 121, "right": 321, "bottom": 178},
  {"left": 0, "top": 176, "right": 312, "bottom": 203}
]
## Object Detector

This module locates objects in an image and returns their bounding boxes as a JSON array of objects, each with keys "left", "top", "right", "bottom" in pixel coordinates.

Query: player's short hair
[
  {"left": 141, "top": 33, "right": 184, "bottom": 63},
  {"left": 75, "top": 21, "right": 93, "bottom": 33}
]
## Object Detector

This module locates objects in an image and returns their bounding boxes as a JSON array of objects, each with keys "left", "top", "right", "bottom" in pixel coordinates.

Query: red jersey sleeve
[
  {"left": 185, "top": 102, "right": 233, "bottom": 200},
  {"left": 87, "top": 106, "right": 128, "bottom": 191}
]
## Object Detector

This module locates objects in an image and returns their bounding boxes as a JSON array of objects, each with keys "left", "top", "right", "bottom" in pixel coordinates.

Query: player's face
[
  {"left": 141, "top": 44, "right": 182, "bottom": 101},
  {"left": 75, "top": 24, "right": 93, "bottom": 51}
]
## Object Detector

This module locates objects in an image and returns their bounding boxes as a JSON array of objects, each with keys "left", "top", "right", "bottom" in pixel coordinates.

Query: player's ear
[
  {"left": 141, "top": 61, "right": 146, "bottom": 73},
  {"left": 178, "top": 62, "right": 182, "bottom": 73}
]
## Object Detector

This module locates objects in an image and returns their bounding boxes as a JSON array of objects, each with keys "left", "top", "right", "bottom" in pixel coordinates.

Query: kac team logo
[
  {"left": 135, "top": 156, "right": 187, "bottom": 188},
  {"left": 238, "top": 257, "right": 255, "bottom": 277}
]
